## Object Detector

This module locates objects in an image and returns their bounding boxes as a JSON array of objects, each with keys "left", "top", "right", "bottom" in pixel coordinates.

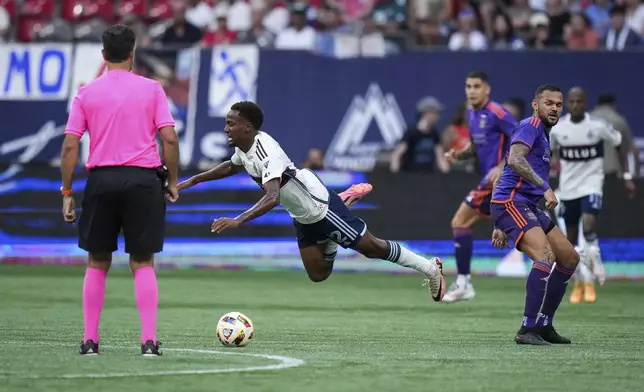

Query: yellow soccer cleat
[
  {"left": 583, "top": 282, "right": 597, "bottom": 304},
  {"left": 569, "top": 282, "right": 583, "bottom": 304}
]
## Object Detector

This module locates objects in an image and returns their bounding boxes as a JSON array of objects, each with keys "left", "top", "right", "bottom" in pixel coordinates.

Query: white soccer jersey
[
  {"left": 231, "top": 131, "right": 329, "bottom": 224},
  {"left": 550, "top": 113, "right": 622, "bottom": 200}
]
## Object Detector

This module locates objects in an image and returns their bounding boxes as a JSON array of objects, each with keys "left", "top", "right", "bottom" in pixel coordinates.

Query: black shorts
[{"left": 78, "top": 166, "right": 166, "bottom": 254}]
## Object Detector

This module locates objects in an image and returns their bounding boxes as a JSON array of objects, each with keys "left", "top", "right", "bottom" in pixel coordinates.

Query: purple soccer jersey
[
  {"left": 467, "top": 101, "right": 516, "bottom": 187},
  {"left": 491, "top": 116, "right": 555, "bottom": 248},
  {"left": 492, "top": 116, "right": 551, "bottom": 206}
]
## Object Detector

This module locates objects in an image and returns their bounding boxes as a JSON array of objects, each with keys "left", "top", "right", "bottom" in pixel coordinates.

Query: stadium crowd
[{"left": 0, "top": 0, "right": 643, "bottom": 53}]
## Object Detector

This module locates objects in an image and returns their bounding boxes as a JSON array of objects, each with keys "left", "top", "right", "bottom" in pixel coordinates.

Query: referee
[{"left": 60, "top": 25, "right": 179, "bottom": 357}]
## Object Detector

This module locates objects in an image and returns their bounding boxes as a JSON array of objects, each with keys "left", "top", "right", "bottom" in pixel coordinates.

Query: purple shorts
[
  {"left": 490, "top": 201, "right": 556, "bottom": 249},
  {"left": 463, "top": 184, "right": 493, "bottom": 217}
]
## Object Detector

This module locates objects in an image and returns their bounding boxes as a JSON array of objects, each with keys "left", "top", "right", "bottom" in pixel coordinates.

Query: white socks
[
  {"left": 385, "top": 240, "right": 437, "bottom": 277},
  {"left": 323, "top": 241, "right": 338, "bottom": 263},
  {"left": 456, "top": 274, "right": 471, "bottom": 287}
]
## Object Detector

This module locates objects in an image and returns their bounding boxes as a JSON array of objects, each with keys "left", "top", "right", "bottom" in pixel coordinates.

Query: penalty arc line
[{"left": 0, "top": 346, "right": 305, "bottom": 379}]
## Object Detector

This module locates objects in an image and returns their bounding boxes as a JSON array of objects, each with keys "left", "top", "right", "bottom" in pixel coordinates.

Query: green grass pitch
[{"left": 1, "top": 264, "right": 643, "bottom": 392}]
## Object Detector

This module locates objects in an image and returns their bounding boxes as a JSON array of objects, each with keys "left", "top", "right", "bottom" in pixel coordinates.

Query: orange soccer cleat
[
  {"left": 569, "top": 282, "right": 583, "bottom": 304},
  {"left": 583, "top": 283, "right": 597, "bottom": 304}
]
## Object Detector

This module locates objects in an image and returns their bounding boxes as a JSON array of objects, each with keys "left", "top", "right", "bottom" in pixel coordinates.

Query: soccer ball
[{"left": 216, "top": 312, "right": 254, "bottom": 347}]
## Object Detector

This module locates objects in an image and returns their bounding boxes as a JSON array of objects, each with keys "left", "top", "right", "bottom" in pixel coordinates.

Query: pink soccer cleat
[{"left": 338, "top": 183, "right": 373, "bottom": 208}]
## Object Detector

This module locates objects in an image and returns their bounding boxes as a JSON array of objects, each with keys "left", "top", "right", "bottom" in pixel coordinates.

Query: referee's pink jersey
[{"left": 64, "top": 69, "right": 175, "bottom": 169}]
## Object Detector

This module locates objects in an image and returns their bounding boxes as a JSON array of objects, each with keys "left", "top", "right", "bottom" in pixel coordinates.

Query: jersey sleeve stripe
[
  {"left": 487, "top": 102, "right": 506, "bottom": 119},
  {"left": 511, "top": 140, "right": 531, "bottom": 149},
  {"left": 256, "top": 140, "right": 268, "bottom": 160}
]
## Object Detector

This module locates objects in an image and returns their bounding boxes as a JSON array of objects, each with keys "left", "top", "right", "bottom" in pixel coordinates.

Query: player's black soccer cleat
[
  {"left": 141, "top": 340, "right": 162, "bottom": 356},
  {"left": 80, "top": 339, "right": 99, "bottom": 355},
  {"left": 537, "top": 325, "right": 571, "bottom": 344},
  {"left": 515, "top": 327, "right": 551, "bottom": 345}
]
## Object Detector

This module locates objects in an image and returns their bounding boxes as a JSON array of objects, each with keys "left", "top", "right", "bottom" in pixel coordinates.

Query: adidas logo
[
  {"left": 324, "top": 83, "right": 406, "bottom": 171},
  {"left": 87, "top": 348, "right": 94, "bottom": 354},
  {"left": 145, "top": 348, "right": 153, "bottom": 354}
]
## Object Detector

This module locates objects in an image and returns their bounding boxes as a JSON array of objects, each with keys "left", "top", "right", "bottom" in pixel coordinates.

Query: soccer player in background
[
  {"left": 550, "top": 87, "right": 635, "bottom": 304},
  {"left": 491, "top": 84, "right": 580, "bottom": 345},
  {"left": 178, "top": 101, "right": 447, "bottom": 302},
  {"left": 61, "top": 25, "right": 179, "bottom": 356},
  {"left": 442, "top": 71, "right": 517, "bottom": 303}
]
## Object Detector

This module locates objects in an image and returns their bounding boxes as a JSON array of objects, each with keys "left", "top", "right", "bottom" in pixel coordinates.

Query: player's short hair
[
  {"left": 598, "top": 93, "right": 616, "bottom": 105},
  {"left": 535, "top": 84, "right": 562, "bottom": 97},
  {"left": 102, "top": 25, "right": 136, "bottom": 63},
  {"left": 231, "top": 101, "right": 264, "bottom": 130},
  {"left": 466, "top": 71, "right": 489, "bottom": 83}
]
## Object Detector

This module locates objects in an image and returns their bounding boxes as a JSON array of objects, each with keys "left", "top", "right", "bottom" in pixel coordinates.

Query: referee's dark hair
[
  {"left": 231, "top": 101, "right": 264, "bottom": 131},
  {"left": 467, "top": 71, "right": 489, "bottom": 84},
  {"left": 102, "top": 25, "right": 136, "bottom": 63}
]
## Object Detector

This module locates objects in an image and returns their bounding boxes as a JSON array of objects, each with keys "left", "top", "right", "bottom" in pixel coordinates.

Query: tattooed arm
[
  {"left": 506, "top": 143, "right": 548, "bottom": 188},
  {"left": 492, "top": 161, "right": 504, "bottom": 195}
]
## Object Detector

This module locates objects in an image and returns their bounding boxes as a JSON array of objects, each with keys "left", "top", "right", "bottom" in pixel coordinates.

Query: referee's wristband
[{"left": 623, "top": 172, "right": 633, "bottom": 181}]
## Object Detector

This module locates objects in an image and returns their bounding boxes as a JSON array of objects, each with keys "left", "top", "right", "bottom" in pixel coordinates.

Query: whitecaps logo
[{"left": 324, "top": 84, "right": 406, "bottom": 171}]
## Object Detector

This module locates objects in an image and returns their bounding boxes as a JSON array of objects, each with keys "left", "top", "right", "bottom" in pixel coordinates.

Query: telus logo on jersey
[
  {"left": 559, "top": 142, "right": 604, "bottom": 161},
  {"left": 324, "top": 84, "right": 406, "bottom": 171}
]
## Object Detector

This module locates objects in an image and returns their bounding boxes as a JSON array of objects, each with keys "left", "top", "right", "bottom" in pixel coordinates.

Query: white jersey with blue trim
[
  {"left": 230, "top": 131, "right": 329, "bottom": 224},
  {"left": 550, "top": 113, "right": 622, "bottom": 200}
]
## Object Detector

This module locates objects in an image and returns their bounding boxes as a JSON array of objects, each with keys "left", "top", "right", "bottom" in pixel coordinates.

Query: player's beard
[{"left": 541, "top": 111, "right": 560, "bottom": 127}]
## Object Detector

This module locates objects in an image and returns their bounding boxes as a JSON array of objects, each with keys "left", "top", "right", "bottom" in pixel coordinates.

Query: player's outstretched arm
[
  {"left": 211, "top": 178, "right": 280, "bottom": 233},
  {"left": 507, "top": 143, "right": 547, "bottom": 188},
  {"left": 178, "top": 161, "right": 244, "bottom": 191},
  {"left": 235, "top": 178, "right": 280, "bottom": 225}
]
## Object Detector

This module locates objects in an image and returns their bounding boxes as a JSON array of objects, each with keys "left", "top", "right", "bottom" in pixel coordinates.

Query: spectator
[
  {"left": 202, "top": 10, "right": 238, "bottom": 46},
  {"left": 441, "top": 102, "right": 472, "bottom": 173},
  {"left": 372, "top": 0, "right": 407, "bottom": 34},
  {"left": 605, "top": 6, "right": 642, "bottom": 50},
  {"left": 120, "top": 13, "right": 151, "bottom": 48},
  {"left": 591, "top": 94, "right": 641, "bottom": 177},
  {"left": 530, "top": 0, "right": 547, "bottom": 12},
  {"left": 490, "top": 12, "right": 525, "bottom": 49},
  {"left": 507, "top": 0, "right": 535, "bottom": 39},
  {"left": 316, "top": 5, "right": 352, "bottom": 56},
  {"left": 275, "top": 3, "right": 317, "bottom": 50},
  {"left": 161, "top": 1, "right": 203, "bottom": 47},
  {"left": 625, "top": 0, "right": 644, "bottom": 37},
  {"left": 527, "top": 12, "right": 563, "bottom": 48},
  {"left": 585, "top": 0, "right": 612, "bottom": 37},
  {"left": 336, "top": 0, "right": 376, "bottom": 23},
  {"left": 566, "top": 12, "right": 600, "bottom": 49},
  {"left": 410, "top": 17, "right": 448, "bottom": 49},
  {"left": 412, "top": 0, "right": 444, "bottom": 20},
  {"left": 228, "top": 0, "right": 253, "bottom": 32},
  {"left": 546, "top": 0, "right": 571, "bottom": 43},
  {"left": 237, "top": 10, "right": 276, "bottom": 47},
  {"left": 262, "top": 0, "right": 290, "bottom": 35},
  {"left": 185, "top": 0, "right": 214, "bottom": 29},
  {"left": 390, "top": 97, "right": 449, "bottom": 174},
  {"left": 302, "top": 149, "right": 325, "bottom": 170},
  {"left": 448, "top": 9, "right": 488, "bottom": 51},
  {"left": 0, "top": 5, "right": 9, "bottom": 43},
  {"left": 360, "top": 15, "right": 387, "bottom": 56}
]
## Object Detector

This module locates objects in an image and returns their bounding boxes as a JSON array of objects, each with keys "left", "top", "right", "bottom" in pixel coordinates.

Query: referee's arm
[
  {"left": 155, "top": 84, "right": 180, "bottom": 192},
  {"left": 61, "top": 95, "right": 85, "bottom": 192}
]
